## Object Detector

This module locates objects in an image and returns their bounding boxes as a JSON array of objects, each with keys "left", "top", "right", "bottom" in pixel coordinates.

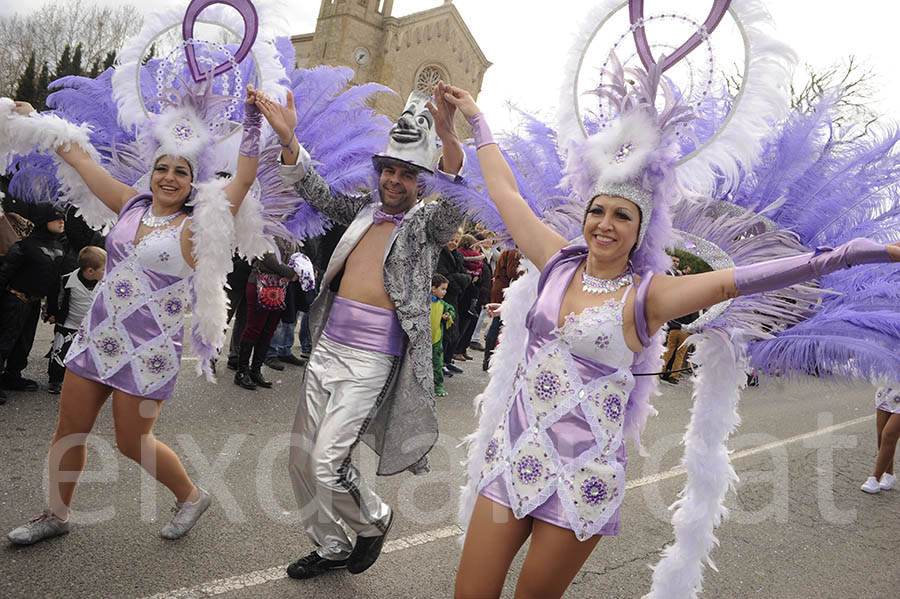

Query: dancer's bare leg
[
  {"left": 111, "top": 391, "right": 197, "bottom": 502},
  {"left": 514, "top": 519, "right": 602, "bottom": 599},
  {"left": 48, "top": 370, "right": 113, "bottom": 519},
  {"left": 876, "top": 408, "right": 890, "bottom": 451},
  {"left": 874, "top": 412, "right": 900, "bottom": 479},
  {"left": 455, "top": 495, "right": 533, "bottom": 599}
]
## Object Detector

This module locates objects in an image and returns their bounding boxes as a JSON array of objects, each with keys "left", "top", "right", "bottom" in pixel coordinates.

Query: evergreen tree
[
  {"left": 35, "top": 62, "right": 51, "bottom": 110},
  {"left": 142, "top": 43, "right": 156, "bottom": 66},
  {"left": 103, "top": 51, "right": 116, "bottom": 70},
  {"left": 55, "top": 44, "right": 72, "bottom": 80},
  {"left": 70, "top": 43, "right": 84, "bottom": 77},
  {"left": 89, "top": 59, "right": 101, "bottom": 78},
  {"left": 14, "top": 51, "right": 37, "bottom": 105}
]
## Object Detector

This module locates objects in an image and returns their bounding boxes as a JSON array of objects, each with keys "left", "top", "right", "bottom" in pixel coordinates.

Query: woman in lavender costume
[
  {"left": 861, "top": 386, "right": 900, "bottom": 494},
  {"left": 441, "top": 86, "right": 900, "bottom": 598},
  {"left": 5, "top": 88, "right": 265, "bottom": 545}
]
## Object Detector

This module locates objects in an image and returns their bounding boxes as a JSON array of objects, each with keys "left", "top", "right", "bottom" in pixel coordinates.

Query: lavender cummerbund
[{"left": 323, "top": 296, "right": 406, "bottom": 356}]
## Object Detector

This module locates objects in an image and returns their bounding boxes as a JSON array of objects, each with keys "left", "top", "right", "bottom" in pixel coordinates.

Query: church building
[{"left": 292, "top": 0, "right": 491, "bottom": 126}]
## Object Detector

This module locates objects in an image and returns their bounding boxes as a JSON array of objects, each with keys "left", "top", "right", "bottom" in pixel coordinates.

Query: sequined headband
[{"left": 588, "top": 180, "right": 654, "bottom": 249}]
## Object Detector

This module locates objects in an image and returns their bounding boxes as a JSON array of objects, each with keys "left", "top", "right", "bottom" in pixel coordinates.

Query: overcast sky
[{"left": 4, "top": 0, "right": 898, "bottom": 131}]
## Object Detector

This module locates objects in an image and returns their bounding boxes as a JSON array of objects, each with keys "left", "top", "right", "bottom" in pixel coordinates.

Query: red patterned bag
[{"left": 256, "top": 273, "right": 287, "bottom": 310}]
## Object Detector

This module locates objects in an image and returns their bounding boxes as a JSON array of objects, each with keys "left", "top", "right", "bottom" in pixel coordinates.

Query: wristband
[
  {"left": 239, "top": 103, "right": 262, "bottom": 158},
  {"left": 468, "top": 112, "right": 496, "bottom": 149}
]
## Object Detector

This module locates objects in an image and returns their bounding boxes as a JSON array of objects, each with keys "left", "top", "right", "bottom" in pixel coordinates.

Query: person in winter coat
[{"left": 0, "top": 203, "right": 65, "bottom": 402}]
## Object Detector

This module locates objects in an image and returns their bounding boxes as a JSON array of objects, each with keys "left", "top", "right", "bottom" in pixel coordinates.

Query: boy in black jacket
[
  {"left": 0, "top": 204, "right": 65, "bottom": 403},
  {"left": 45, "top": 245, "right": 106, "bottom": 394}
]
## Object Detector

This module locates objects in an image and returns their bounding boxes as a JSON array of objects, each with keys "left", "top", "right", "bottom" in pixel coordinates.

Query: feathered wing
[{"left": 235, "top": 63, "right": 394, "bottom": 250}]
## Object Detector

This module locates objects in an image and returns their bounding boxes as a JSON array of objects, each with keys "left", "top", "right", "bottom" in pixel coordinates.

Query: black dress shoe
[
  {"left": 347, "top": 512, "right": 393, "bottom": 574},
  {"left": 234, "top": 369, "right": 257, "bottom": 390},
  {"left": 278, "top": 353, "right": 307, "bottom": 367},
  {"left": 264, "top": 357, "right": 285, "bottom": 371},
  {"left": 249, "top": 368, "right": 273, "bottom": 388},
  {"left": 446, "top": 363, "right": 463, "bottom": 374},
  {"left": 2, "top": 376, "right": 38, "bottom": 392},
  {"left": 286, "top": 551, "right": 348, "bottom": 579}
]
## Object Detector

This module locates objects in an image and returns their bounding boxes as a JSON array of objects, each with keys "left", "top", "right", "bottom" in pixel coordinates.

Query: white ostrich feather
[
  {"left": 645, "top": 330, "right": 747, "bottom": 599},
  {"left": 0, "top": 98, "right": 117, "bottom": 228},
  {"left": 556, "top": 0, "right": 622, "bottom": 154},
  {"left": 457, "top": 259, "right": 538, "bottom": 542},
  {"left": 233, "top": 179, "right": 274, "bottom": 259},
  {"left": 188, "top": 177, "right": 236, "bottom": 380},
  {"left": 675, "top": 0, "right": 796, "bottom": 195},
  {"left": 586, "top": 110, "right": 661, "bottom": 184},
  {"left": 152, "top": 107, "right": 211, "bottom": 171}
]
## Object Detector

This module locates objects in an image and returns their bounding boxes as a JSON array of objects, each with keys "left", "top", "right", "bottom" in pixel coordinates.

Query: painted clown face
[{"left": 384, "top": 91, "right": 438, "bottom": 172}]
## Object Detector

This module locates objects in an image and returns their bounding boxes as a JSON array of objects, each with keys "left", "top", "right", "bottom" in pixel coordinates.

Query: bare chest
[{"left": 338, "top": 223, "right": 396, "bottom": 308}]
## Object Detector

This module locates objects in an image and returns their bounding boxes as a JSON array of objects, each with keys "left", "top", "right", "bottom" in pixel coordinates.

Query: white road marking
[{"left": 138, "top": 415, "right": 872, "bottom": 599}]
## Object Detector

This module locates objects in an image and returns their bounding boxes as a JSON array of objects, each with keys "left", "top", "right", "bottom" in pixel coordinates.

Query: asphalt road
[{"left": 1, "top": 320, "right": 897, "bottom": 598}]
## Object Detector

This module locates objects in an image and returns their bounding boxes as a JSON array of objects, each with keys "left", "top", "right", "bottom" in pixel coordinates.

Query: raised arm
[
  {"left": 256, "top": 92, "right": 367, "bottom": 225},
  {"left": 223, "top": 84, "right": 263, "bottom": 216},
  {"left": 441, "top": 86, "right": 568, "bottom": 270},
  {"left": 12, "top": 102, "right": 134, "bottom": 215},
  {"left": 645, "top": 238, "right": 900, "bottom": 334}
]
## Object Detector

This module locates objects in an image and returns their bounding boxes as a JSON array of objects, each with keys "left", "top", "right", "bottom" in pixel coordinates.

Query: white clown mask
[{"left": 372, "top": 91, "right": 439, "bottom": 174}]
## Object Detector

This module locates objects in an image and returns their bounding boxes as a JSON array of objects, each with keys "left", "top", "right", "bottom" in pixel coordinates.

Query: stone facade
[{"left": 292, "top": 0, "right": 491, "bottom": 135}]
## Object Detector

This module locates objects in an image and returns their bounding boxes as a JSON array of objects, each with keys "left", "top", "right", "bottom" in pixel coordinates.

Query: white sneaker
[
  {"left": 879, "top": 473, "right": 897, "bottom": 490},
  {"left": 160, "top": 488, "right": 211, "bottom": 539},
  {"left": 860, "top": 476, "right": 881, "bottom": 494}
]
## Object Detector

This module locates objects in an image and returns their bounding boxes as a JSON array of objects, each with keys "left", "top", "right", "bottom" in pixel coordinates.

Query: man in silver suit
[{"left": 258, "top": 82, "right": 465, "bottom": 580}]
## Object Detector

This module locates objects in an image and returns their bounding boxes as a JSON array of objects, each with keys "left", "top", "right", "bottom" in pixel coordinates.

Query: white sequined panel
[
  {"left": 557, "top": 300, "right": 632, "bottom": 370},
  {"left": 132, "top": 334, "right": 179, "bottom": 395},
  {"left": 134, "top": 224, "right": 192, "bottom": 279},
  {"left": 85, "top": 318, "right": 135, "bottom": 378},
  {"left": 580, "top": 370, "right": 632, "bottom": 455},
  {"left": 505, "top": 428, "right": 561, "bottom": 519},
  {"left": 478, "top": 421, "right": 510, "bottom": 490},
  {"left": 151, "top": 279, "right": 190, "bottom": 335},
  {"left": 524, "top": 346, "right": 579, "bottom": 427},
  {"left": 557, "top": 449, "right": 626, "bottom": 541},
  {"left": 876, "top": 386, "right": 900, "bottom": 414},
  {"left": 103, "top": 260, "right": 149, "bottom": 318}
]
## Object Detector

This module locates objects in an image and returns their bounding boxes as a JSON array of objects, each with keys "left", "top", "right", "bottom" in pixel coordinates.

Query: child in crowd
[
  {"left": 430, "top": 273, "right": 454, "bottom": 397},
  {"left": 457, "top": 234, "right": 484, "bottom": 278},
  {"left": 0, "top": 203, "right": 65, "bottom": 404},
  {"left": 45, "top": 246, "right": 107, "bottom": 394}
]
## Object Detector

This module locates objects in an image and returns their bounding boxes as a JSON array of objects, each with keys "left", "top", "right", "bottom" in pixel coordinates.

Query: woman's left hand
[
  {"left": 888, "top": 241, "right": 900, "bottom": 262},
  {"left": 485, "top": 302, "right": 502, "bottom": 318},
  {"left": 13, "top": 101, "right": 35, "bottom": 116},
  {"left": 427, "top": 80, "right": 458, "bottom": 143}
]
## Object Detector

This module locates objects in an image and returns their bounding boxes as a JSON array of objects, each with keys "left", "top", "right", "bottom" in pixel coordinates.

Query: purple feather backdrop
[
  {"left": 8, "top": 38, "right": 393, "bottom": 246},
  {"left": 700, "top": 90, "right": 900, "bottom": 380}
]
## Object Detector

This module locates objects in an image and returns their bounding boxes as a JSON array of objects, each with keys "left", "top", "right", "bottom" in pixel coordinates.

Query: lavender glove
[
  {"left": 239, "top": 102, "right": 263, "bottom": 158},
  {"left": 468, "top": 112, "right": 496, "bottom": 149},
  {"left": 734, "top": 238, "right": 890, "bottom": 296}
]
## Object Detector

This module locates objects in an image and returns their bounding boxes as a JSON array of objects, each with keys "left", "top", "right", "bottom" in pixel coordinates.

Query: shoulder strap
[
  {"left": 634, "top": 272, "right": 655, "bottom": 348},
  {"left": 536, "top": 245, "right": 588, "bottom": 295}
]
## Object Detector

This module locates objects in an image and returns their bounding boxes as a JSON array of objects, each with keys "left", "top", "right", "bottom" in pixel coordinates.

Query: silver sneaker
[
  {"left": 8, "top": 509, "right": 70, "bottom": 545},
  {"left": 160, "top": 488, "right": 211, "bottom": 540}
]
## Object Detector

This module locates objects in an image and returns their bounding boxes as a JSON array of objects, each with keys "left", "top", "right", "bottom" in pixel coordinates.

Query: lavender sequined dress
[
  {"left": 478, "top": 249, "right": 644, "bottom": 540},
  {"left": 66, "top": 195, "right": 192, "bottom": 400},
  {"left": 876, "top": 386, "right": 900, "bottom": 414}
]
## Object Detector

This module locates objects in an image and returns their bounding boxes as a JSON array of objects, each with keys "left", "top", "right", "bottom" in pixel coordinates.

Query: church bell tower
[{"left": 312, "top": 1, "right": 392, "bottom": 77}]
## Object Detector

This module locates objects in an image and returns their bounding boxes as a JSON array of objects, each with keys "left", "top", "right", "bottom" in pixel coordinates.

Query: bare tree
[{"left": 0, "top": 0, "right": 143, "bottom": 96}]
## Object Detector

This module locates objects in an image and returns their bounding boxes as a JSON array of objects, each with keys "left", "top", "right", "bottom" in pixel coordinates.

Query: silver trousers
[{"left": 288, "top": 335, "right": 396, "bottom": 559}]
